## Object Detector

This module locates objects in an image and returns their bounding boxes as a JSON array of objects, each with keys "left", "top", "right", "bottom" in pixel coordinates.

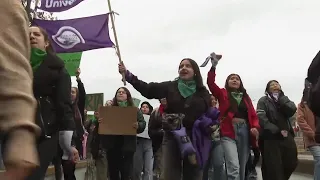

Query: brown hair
[
  {"left": 71, "top": 87, "right": 81, "bottom": 121},
  {"left": 112, "top": 87, "right": 134, "bottom": 106},
  {"left": 33, "top": 26, "right": 55, "bottom": 53}
]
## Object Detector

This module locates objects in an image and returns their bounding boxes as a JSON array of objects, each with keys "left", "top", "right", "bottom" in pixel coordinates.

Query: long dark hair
[
  {"left": 179, "top": 58, "right": 206, "bottom": 90},
  {"left": 112, "top": 87, "right": 134, "bottom": 106},
  {"left": 140, "top": 101, "right": 153, "bottom": 115},
  {"left": 32, "top": 26, "right": 55, "bottom": 53},
  {"left": 225, "top": 73, "right": 249, "bottom": 111},
  {"left": 71, "top": 87, "right": 81, "bottom": 121}
]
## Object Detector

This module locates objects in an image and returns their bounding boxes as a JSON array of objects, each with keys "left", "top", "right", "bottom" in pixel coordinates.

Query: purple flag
[
  {"left": 38, "top": 0, "right": 84, "bottom": 12},
  {"left": 33, "top": 14, "right": 114, "bottom": 53}
]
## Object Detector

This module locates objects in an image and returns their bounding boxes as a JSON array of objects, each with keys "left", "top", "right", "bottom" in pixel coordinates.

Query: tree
[{"left": 21, "top": 0, "right": 57, "bottom": 22}]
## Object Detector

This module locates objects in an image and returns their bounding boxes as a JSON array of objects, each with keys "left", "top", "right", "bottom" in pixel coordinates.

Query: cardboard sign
[
  {"left": 98, "top": 106, "right": 137, "bottom": 135},
  {"left": 137, "top": 114, "right": 150, "bottom": 139},
  {"left": 86, "top": 93, "right": 104, "bottom": 111}
]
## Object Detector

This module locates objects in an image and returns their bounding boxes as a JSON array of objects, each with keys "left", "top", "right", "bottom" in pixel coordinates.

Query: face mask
[{"left": 272, "top": 92, "right": 279, "bottom": 101}]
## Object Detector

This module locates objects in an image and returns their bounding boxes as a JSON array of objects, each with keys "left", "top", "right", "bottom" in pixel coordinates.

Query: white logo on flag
[{"left": 52, "top": 26, "right": 85, "bottom": 49}]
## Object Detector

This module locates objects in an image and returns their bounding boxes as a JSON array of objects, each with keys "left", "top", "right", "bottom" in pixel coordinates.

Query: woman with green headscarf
[
  {"left": 118, "top": 58, "right": 211, "bottom": 180},
  {"left": 28, "top": 26, "right": 78, "bottom": 180}
]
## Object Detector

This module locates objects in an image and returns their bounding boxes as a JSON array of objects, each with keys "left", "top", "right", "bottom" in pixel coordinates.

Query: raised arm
[
  {"left": 76, "top": 77, "right": 86, "bottom": 121},
  {"left": 56, "top": 68, "right": 76, "bottom": 131},
  {"left": 125, "top": 70, "right": 171, "bottom": 99},
  {"left": 207, "top": 67, "right": 224, "bottom": 101},
  {"left": 256, "top": 97, "right": 279, "bottom": 134}
]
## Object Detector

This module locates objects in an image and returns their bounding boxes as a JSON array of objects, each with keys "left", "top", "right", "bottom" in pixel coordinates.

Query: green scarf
[
  {"left": 91, "top": 118, "right": 97, "bottom": 124},
  {"left": 177, "top": 79, "right": 196, "bottom": 98},
  {"left": 118, "top": 101, "right": 128, "bottom": 107},
  {"left": 231, "top": 92, "right": 243, "bottom": 105},
  {"left": 30, "top": 48, "right": 47, "bottom": 72}
]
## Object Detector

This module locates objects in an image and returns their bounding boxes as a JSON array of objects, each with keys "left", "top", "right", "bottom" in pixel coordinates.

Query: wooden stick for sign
[{"left": 107, "top": 0, "right": 126, "bottom": 85}]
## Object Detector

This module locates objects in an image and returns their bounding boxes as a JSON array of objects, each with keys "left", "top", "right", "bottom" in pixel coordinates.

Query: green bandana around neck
[
  {"left": 177, "top": 79, "right": 196, "bottom": 98},
  {"left": 118, "top": 101, "right": 128, "bottom": 107},
  {"left": 231, "top": 92, "right": 243, "bottom": 105},
  {"left": 30, "top": 48, "right": 47, "bottom": 72}
]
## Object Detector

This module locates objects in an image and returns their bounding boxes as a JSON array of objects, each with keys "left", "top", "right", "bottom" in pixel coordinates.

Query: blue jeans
[
  {"left": 221, "top": 122, "right": 250, "bottom": 180},
  {"left": 207, "top": 140, "right": 226, "bottom": 180},
  {"left": 309, "top": 145, "right": 320, "bottom": 180},
  {"left": 133, "top": 138, "right": 154, "bottom": 180}
]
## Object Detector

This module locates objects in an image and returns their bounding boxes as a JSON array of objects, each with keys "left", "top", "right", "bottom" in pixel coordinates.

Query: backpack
[
  {"left": 308, "top": 78, "right": 320, "bottom": 117},
  {"left": 306, "top": 51, "right": 320, "bottom": 117}
]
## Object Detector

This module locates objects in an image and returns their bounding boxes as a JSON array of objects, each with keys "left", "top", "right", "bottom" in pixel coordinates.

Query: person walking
[
  {"left": 257, "top": 80, "right": 297, "bottom": 180},
  {"left": 27, "top": 26, "right": 78, "bottom": 180},
  {"left": 119, "top": 58, "right": 212, "bottom": 180},
  {"left": 0, "top": 1, "right": 40, "bottom": 179},
  {"left": 206, "top": 52, "right": 260, "bottom": 180},
  {"left": 297, "top": 85, "right": 320, "bottom": 180}
]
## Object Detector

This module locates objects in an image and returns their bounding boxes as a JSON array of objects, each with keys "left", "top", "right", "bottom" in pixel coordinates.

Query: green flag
[
  {"left": 57, "top": 52, "right": 82, "bottom": 76},
  {"left": 85, "top": 93, "right": 104, "bottom": 111},
  {"left": 132, "top": 97, "right": 141, "bottom": 107}
]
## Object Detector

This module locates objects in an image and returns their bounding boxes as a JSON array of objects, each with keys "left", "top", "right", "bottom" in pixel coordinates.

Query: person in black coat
[
  {"left": 27, "top": 26, "right": 78, "bottom": 180},
  {"left": 256, "top": 80, "right": 297, "bottom": 180},
  {"left": 71, "top": 68, "right": 87, "bottom": 160},
  {"left": 118, "top": 58, "right": 211, "bottom": 180}
]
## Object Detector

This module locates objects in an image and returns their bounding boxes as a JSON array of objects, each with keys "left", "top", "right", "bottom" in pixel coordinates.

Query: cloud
[{"left": 57, "top": 0, "right": 320, "bottom": 108}]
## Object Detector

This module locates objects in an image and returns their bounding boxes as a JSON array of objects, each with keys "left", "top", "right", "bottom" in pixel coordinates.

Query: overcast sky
[{"left": 54, "top": 0, "right": 320, "bottom": 108}]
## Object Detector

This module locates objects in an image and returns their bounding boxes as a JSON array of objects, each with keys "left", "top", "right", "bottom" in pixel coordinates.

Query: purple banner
[
  {"left": 38, "top": 0, "right": 84, "bottom": 12},
  {"left": 33, "top": 14, "right": 114, "bottom": 53}
]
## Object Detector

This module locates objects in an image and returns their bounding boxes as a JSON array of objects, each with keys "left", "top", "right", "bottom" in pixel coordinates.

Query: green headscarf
[
  {"left": 118, "top": 101, "right": 128, "bottom": 107},
  {"left": 177, "top": 79, "right": 196, "bottom": 98},
  {"left": 30, "top": 48, "right": 47, "bottom": 72},
  {"left": 231, "top": 92, "right": 243, "bottom": 105}
]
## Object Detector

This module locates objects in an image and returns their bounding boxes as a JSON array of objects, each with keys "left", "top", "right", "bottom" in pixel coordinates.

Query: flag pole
[{"left": 107, "top": 0, "right": 126, "bottom": 85}]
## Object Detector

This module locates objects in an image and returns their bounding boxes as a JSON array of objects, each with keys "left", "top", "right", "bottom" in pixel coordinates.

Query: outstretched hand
[
  {"left": 200, "top": 52, "right": 222, "bottom": 67},
  {"left": 210, "top": 52, "right": 222, "bottom": 68}
]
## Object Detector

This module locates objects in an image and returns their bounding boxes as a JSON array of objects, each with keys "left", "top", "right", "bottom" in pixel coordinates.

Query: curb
[
  {"left": 296, "top": 157, "right": 314, "bottom": 175},
  {"left": 257, "top": 156, "right": 314, "bottom": 175}
]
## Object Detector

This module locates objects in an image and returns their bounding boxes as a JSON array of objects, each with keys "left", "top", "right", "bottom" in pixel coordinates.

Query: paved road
[{"left": 45, "top": 167, "right": 313, "bottom": 180}]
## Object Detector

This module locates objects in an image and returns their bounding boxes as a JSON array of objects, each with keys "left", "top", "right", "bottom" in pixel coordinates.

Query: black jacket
[
  {"left": 127, "top": 74, "right": 211, "bottom": 131},
  {"left": 256, "top": 95, "right": 296, "bottom": 140},
  {"left": 74, "top": 79, "right": 86, "bottom": 138},
  {"left": 33, "top": 53, "right": 75, "bottom": 140}
]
